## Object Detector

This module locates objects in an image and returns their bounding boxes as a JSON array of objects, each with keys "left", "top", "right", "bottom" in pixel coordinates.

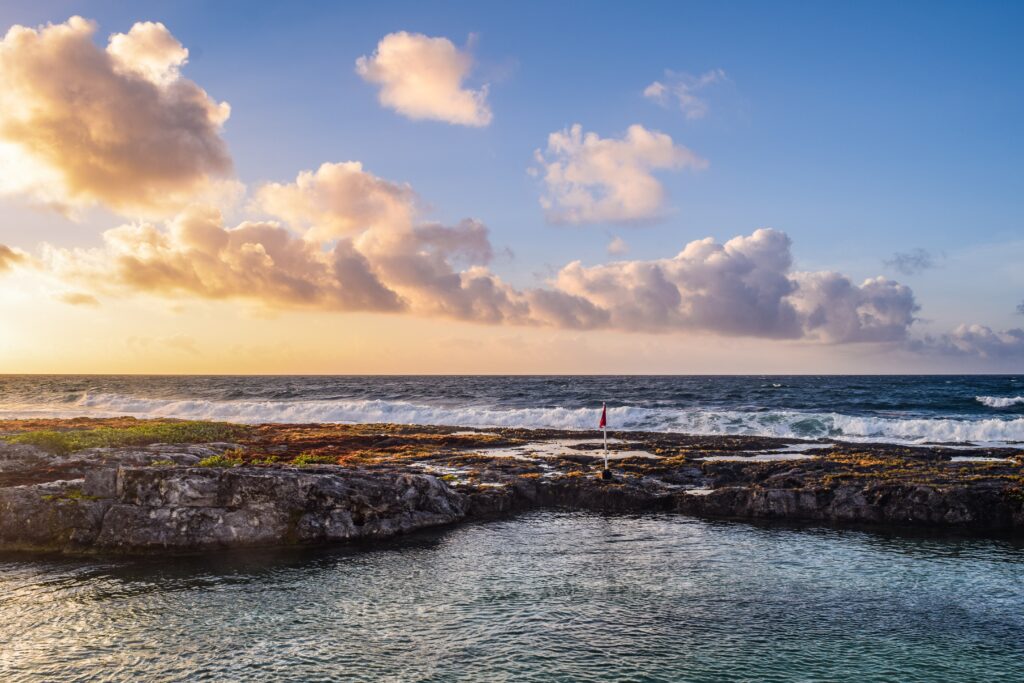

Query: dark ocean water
[
  {"left": 1, "top": 374, "right": 1022, "bottom": 445},
  {"left": 2, "top": 512, "right": 1023, "bottom": 682}
]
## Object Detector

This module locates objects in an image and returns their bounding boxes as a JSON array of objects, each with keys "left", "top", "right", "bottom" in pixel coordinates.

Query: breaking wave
[
  {"left": 0, "top": 391, "right": 1022, "bottom": 446},
  {"left": 977, "top": 395, "right": 1024, "bottom": 408}
]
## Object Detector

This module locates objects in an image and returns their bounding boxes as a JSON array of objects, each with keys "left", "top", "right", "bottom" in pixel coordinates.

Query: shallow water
[{"left": 2, "top": 512, "right": 1022, "bottom": 682}]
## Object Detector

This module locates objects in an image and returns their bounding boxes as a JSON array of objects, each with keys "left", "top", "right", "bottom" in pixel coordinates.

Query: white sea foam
[
  {"left": 0, "top": 391, "right": 1023, "bottom": 447},
  {"left": 976, "top": 395, "right": 1024, "bottom": 408}
]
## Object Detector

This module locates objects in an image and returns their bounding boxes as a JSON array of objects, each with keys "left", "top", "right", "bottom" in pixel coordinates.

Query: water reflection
[{"left": 2, "top": 512, "right": 1023, "bottom": 682}]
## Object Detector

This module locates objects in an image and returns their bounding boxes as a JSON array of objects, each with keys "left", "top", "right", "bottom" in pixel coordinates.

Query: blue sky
[{"left": 0, "top": 1, "right": 1021, "bottom": 372}]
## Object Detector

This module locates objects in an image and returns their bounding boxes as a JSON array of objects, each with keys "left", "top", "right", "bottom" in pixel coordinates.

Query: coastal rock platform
[{"left": 1, "top": 418, "right": 1022, "bottom": 554}]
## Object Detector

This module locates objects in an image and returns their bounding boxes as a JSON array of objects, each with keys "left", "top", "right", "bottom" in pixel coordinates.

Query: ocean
[
  {"left": 4, "top": 375, "right": 1024, "bottom": 681},
  {"left": 1, "top": 374, "right": 1023, "bottom": 446}
]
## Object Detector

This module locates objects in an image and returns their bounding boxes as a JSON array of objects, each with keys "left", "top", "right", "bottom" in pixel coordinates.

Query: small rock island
[{"left": 1, "top": 418, "right": 1022, "bottom": 554}]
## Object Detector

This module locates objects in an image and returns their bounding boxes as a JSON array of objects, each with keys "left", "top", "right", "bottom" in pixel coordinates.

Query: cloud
[
  {"left": 57, "top": 291, "right": 100, "bottom": 306},
  {"left": 533, "top": 124, "right": 706, "bottom": 225},
  {"left": 0, "top": 16, "right": 233, "bottom": 216},
  {"left": 788, "top": 273, "right": 918, "bottom": 343},
  {"left": 884, "top": 248, "right": 937, "bottom": 275},
  {"left": 553, "top": 228, "right": 916, "bottom": 341},
  {"left": 0, "top": 244, "right": 26, "bottom": 272},
  {"left": 607, "top": 236, "right": 628, "bottom": 255},
  {"left": 48, "top": 206, "right": 404, "bottom": 312},
  {"left": 47, "top": 161, "right": 526, "bottom": 322},
  {"left": 644, "top": 68, "right": 727, "bottom": 119},
  {"left": 913, "top": 325, "right": 1024, "bottom": 360},
  {"left": 106, "top": 20, "right": 189, "bottom": 85},
  {"left": 42, "top": 157, "right": 919, "bottom": 344},
  {"left": 356, "top": 31, "right": 491, "bottom": 127},
  {"left": 255, "top": 161, "right": 416, "bottom": 241},
  {"left": 1016, "top": 300, "right": 1024, "bottom": 315}
]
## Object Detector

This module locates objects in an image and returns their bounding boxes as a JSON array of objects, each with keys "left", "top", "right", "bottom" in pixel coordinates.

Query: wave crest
[
  {"left": 977, "top": 395, "right": 1024, "bottom": 408},
  {"left": 0, "top": 391, "right": 1011, "bottom": 446}
]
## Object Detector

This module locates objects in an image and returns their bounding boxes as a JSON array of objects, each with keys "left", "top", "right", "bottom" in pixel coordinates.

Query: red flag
[{"left": 599, "top": 402, "right": 607, "bottom": 429}]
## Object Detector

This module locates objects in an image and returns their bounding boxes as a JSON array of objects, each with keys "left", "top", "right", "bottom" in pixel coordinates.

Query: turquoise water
[{"left": 1, "top": 513, "right": 1022, "bottom": 682}]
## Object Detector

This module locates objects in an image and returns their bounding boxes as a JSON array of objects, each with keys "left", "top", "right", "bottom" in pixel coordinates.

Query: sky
[{"left": 0, "top": 0, "right": 1021, "bottom": 373}]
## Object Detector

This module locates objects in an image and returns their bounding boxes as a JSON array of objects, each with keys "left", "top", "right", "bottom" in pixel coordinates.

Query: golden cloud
[
  {"left": 43, "top": 161, "right": 919, "bottom": 344},
  {"left": 356, "top": 31, "right": 492, "bottom": 127},
  {"left": 0, "top": 16, "right": 233, "bottom": 216}
]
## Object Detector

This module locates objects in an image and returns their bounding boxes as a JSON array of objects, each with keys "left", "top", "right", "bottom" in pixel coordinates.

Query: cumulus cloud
[
  {"left": 533, "top": 124, "right": 706, "bottom": 224},
  {"left": 255, "top": 161, "right": 417, "bottom": 241},
  {"left": 47, "top": 206, "right": 404, "bottom": 312},
  {"left": 788, "top": 273, "right": 918, "bottom": 343},
  {"left": 356, "top": 31, "right": 492, "bottom": 126},
  {"left": 884, "top": 248, "right": 937, "bottom": 275},
  {"left": 0, "top": 16, "right": 233, "bottom": 216},
  {"left": 43, "top": 156, "right": 919, "bottom": 344},
  {"left": 47, "top": 161, "right": 528, "bottom": 322},
  {"left": 0, "top": 244, "right": 26, "bottom": 272},
  {"left": 644, "top": 68, "right": 727, "bottom": 119},
  {"left": 552, "top": 228, "right": 916, "bottom": 341}
]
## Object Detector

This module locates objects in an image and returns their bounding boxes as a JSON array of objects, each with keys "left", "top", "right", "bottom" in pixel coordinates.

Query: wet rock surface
[{"left": 0, "top": 419, "right": 1022, "bottom": 554}]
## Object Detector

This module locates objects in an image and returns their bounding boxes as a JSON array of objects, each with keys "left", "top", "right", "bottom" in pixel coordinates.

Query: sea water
[
  {"left": 1, "top": 512, "right": 1022, "bottom": 682},
  {"left": 3, "top": 376, "right": 1024, "bottom": 680},
  {"left": 0, "top": 374, "right": 1023, "bottom": 446}
]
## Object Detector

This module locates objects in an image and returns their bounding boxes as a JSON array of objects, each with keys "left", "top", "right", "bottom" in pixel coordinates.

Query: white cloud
[
  {"left": 533, "top": 124, "right": 706, "bottom": 224},
  {"left": 106, "top": 20, "right": 189, "bottom": 85},
  {"left": 553, "top": 229, "right": 918, "bottom": 341},
  {"left": 0, "top": 16, "right": 233, "bottom": 217},
  {"left": 644, "top": 68, "right": 727, "bottom": 119},
  {"left": 356, "top": 31, "right": 492, "bottom": 127},
  {"left": 789, "top": 273, "right": 918, "bottom": 343}
]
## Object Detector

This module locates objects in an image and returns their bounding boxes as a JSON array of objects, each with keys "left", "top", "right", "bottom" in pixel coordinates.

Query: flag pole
[
  {"left": 602, "top": 401, "right": 608, "bottom": 470},
  {"left": 600, "top": 401, "right": 611, "bottom": 480}
]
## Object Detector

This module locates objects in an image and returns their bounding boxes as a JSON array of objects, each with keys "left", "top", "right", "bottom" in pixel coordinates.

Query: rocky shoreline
[{"left": 1, "top": 418, "right": 1022, "bottom": 554}]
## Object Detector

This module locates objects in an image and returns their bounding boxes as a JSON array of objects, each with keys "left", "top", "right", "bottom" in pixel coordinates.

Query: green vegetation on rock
[
  {"left": 292, "top": 452, "right": 338, "bottom": 466},
  {"left": 41, "top": 487, "right": 100, "bottom": 502},
  {"left": 6, "top": 421, "right": 242, "bottom": 455},
  {"left": 197, "top": 452, "right": 244, "bottom": 468}
]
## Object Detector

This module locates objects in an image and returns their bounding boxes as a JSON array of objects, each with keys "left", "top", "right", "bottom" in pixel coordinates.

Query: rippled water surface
[
  {"left": 1, "top": 374, "right": 1024, "bottom": 445},
  {"left": 2, "top": 512, "right": 1023, "bottom": 682}
]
